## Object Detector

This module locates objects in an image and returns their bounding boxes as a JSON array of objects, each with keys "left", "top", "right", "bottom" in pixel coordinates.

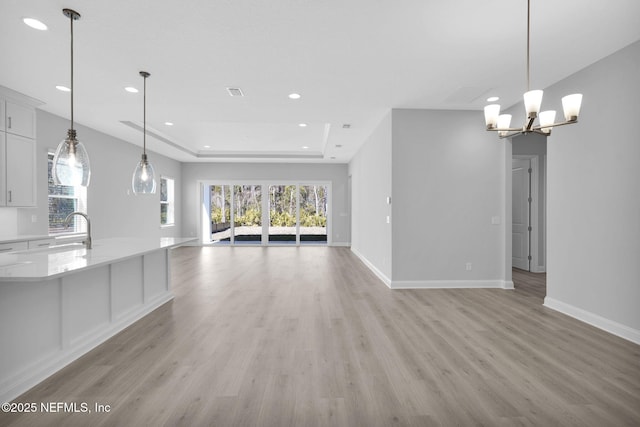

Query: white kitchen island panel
[
  {"left": 0, "top": 237, "right": 195, "bottom": 404},
  {"left": 144, "top": 250, "right": 169, "bottom": 300},
  {"left": 0, "top": 280, "right": 61, "bottom": 377},
  {"left": 65, "top": 267, "right": 111, "bottom": 348},
  {"left": 111, "top": 257, "right": 144, "bottom": 320}
]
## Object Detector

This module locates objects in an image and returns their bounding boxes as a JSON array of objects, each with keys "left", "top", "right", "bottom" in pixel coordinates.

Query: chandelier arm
[
  {"left": 531, "top": 119, "right": 579, "bottom": 131},
  {"left": 486, "top": 126, "right": 523, "bottom": 132},
  {"left": 499, "top": 130, "right": 524, "bottom": 139},
  {"left": 525, "top": 116, "right": 535, "bottom": 131}
]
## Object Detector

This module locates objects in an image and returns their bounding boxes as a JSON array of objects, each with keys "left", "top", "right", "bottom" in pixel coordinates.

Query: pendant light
[
  {"left": 483, "top": 0, "right": 583, "bottom": 138},
  {"left": 132, "top": 71, "right": 157, "bottom": 194},
  {"left": 52, "top": 8, "right": 91, "bottom": 186}
]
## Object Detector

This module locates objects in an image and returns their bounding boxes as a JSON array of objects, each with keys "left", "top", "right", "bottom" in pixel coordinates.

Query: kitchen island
[{"left": 0, "top": 237, "right": 195, "bottom": 403}]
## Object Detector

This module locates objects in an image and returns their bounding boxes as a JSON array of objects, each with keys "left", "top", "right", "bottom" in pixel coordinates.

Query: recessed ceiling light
[
  {"left": 124, "top": 87, "right": 138, "bottom": 93},
  {"left": 288, "top": 93, "right": 301, "bottom": 99},
  {"left": 164, "top": 122, "right": 174, "bottom": 126},
  {"left": 487, "top": 96, "right": 500, "bottom": 102},
  {"left": 298, "top": 123, "right": 307, "bottom": 127},
  {"left": 203, "top": 145, "right": 211, "bottom": 149},
  {"left": 330, "top": 156, "right": 336, "bottom": 159},
  {"left": 23, "top": 18, "right": 47, "bottom": 31},
  {"left": 302, "top": 146, "right": 309, "bottom": 149},
  {"left": 55, "top": 85, "right": 71, "bottom": 92}
]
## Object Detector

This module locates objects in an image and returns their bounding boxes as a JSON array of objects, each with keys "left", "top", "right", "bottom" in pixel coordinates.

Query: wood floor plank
[{"left": 1, "top": 246, "right": 638, "bottom": 426}]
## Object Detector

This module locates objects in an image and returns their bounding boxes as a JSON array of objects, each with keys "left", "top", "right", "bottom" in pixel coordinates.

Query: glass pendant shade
[
  {"left": 539, "top": 110, "right": 557, "bottom": 133},
  {"left": 497, "top": 114, "right": 512, "bottom": 137},
  {"left": 132, "top": 154, "right": 157, "bottom": 194},
  {"left": 484, "top": 104, "right": 501, "bottom": 128},
  {"left": 52, "top": 130, "right": 91, "bottom": 186},
  {"left": 562, "top": 93, "right": 583, "bottom": 121},
  {"left": 523, "top": 90, "right": 543, "bottom": 118}
]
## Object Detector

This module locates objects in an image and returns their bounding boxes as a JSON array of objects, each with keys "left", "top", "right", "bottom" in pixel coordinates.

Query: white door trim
[{"left": 513, "top": 155, "right": 543, "bottom": 272}]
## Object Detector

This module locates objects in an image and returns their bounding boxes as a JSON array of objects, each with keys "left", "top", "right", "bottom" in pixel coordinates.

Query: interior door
[{"left": 512, "top": 158, "right": 530, "bottom": 270}]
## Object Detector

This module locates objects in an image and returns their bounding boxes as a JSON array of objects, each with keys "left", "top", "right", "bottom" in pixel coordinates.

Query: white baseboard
[
  {"left": 392, "top": 280, "right": 514, "bottom": 290},
  {"left": 330, "top": 242, "right": 351, "bottom": 247},
  {"left": 350, "top": 247, "right": 392, "bottom": 288},
  {"left": 544, "top": 297, "right": 640, "bottom": 345},
  {"left": 531, "top": 265, "right": 547, "bottom": 273}
]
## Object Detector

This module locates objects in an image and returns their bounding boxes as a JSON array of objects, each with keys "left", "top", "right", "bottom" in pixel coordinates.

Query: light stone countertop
[
  {"left": 0, "top": 234, "right": 51, "bottom": 244},
  {"left": 0, "top": 237, "right": 196, "bottom": 282}
]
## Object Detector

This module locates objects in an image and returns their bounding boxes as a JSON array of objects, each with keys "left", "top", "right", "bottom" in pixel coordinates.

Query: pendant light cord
[
  {"left": 143, "top": 74, "right": 146, "bottom": 156},
  {"left": 70, "top": 12, "right": 74, "bottom": 130}
]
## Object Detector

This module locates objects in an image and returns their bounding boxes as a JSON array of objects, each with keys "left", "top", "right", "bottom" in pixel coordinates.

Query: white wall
[
  {"left": 391, "top": 109, "right": 508, "bottom": 288},
  {"left": 180, "top": 162, "right": 350, "bottom": 245},
  {"left": 543, "top": 40, "right": 640, "bottom": 343},
  {"left": 0, "top": 208, "right": 17, "bottom": 236},
  {"left": 15, "top": 110, "right": 182, "bottom": 239},
  {"left": 348, "top": 112, "right": 393, "bottom": 284}
]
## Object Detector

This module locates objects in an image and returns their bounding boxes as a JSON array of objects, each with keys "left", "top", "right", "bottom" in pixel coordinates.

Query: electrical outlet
[{"left": 465, "top": 262, "right": 472, "bottom": 271}]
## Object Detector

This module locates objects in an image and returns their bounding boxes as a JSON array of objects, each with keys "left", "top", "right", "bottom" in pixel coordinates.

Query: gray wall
[
  {"left": 348, "top": 112, "right": 392, "bottom": 281},
  {"left": 391, "top": 109, "right": 506, "bottom": 284},
  {"left": 180, "top": 162, "right": 350, "bottom": 245},
  {"left": 544, "top": 40, "right": 640, "bottom": 335},
  {"left": 15, "top": 110, "right": 183, "bottom": 239}
]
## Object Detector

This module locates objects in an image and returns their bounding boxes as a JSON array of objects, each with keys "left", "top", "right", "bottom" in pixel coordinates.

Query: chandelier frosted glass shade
[
  {"left": 523, "top": 90, "right": 543, "bottom": 118},
  {"left": 52, "top": 130, "right": 91, "bottom": 186},
  {"left": 562, "top": 94, "right": 583, "bottom": 121},
  {"left": 132, "top": 154, "right": 156, "bottom": 194},
  {"left": 538, "top": 110, "right": 557, "bottom": 134}
]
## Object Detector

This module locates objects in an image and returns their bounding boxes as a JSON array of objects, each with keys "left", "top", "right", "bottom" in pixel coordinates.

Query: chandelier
[{"left": 483, "top": 0, "right": 583, "bottom": 138}]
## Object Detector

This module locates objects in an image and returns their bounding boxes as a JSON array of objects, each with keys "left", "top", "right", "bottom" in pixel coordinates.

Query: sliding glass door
[
  {"left": 206, "top": 181, "right": 329, "bottom": 246},
  {"left": 233, "top": 185, "right": 262, "bottom": 244},
  {"left": 269, "top": 185, "right": 297, "bottom": 244},
  {"left": 299, "top": 185, "right": 328, "bottom": 244},
  {"left": 211, "top": 185, "right": 231, "bottom": 244}
]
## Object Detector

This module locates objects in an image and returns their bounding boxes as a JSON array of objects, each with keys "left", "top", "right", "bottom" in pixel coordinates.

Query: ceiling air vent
[
  {"left": 342, "top": 124, "right": 351, "bottom": 129},
  {"left": 226, "top": 87, "right": 244, "bottom": 97}
]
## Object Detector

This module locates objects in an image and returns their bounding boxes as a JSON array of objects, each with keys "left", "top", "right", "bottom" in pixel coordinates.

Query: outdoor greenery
[{"left": 210, "top": 184, "right": 327, "bottom": 227}]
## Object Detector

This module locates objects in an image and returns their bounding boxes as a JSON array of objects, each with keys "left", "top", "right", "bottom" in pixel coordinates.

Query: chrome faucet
[{"left": 64, "top": 211, "right": 92, "bottom": 249}]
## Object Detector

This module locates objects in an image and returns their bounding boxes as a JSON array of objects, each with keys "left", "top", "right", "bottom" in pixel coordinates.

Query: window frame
[
  {"left": 160, "top": 176, "right": 175, "bottom": 227},
  {"left": 47, "top": 151, "right": 87, "bottom": 235}
]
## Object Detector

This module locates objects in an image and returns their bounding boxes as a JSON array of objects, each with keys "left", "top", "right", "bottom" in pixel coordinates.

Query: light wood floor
[{"left": 2, "top": 247, "right": 639, "bottom": 426}]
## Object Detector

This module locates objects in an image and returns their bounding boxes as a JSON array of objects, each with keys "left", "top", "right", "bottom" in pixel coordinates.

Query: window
[
  {"left": 48, "top": 152, "right": 87, "bottom": 234},
  {"left": 160, "top": 177, "right": 175, "bottom": 226}
]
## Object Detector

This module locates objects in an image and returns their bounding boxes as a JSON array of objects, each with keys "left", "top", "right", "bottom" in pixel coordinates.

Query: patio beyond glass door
[
  {"left": 269, "top": 185, "right": 297, "bottom": 244},
  {"left": 211, "top": 185, "right": 231, "bottom": 243},
  {"left": 299, "top": 185, "right": 327, "bottom": 244},
  {"left": 233, "top": 185, "right": 262, "bottom": 244}
]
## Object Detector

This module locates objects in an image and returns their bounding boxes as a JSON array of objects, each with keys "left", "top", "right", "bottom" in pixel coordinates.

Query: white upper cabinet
[
  {"left": 6, "top": 133, "right": 36, "bottom": 207},
  {"left": 0, "top": 100, "right": 5, "bottom": 132},
  {"left": 0, "top": 86, "right": 43, "bottom": 208},
  {"left": 5, "top": 101, "right": 35, "bottom": 139},
  {"left": 0, "top": 132, "right": 5, "bottom": 206}
]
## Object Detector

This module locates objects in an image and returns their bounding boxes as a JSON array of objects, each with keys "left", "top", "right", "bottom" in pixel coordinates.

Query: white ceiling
[{"left": 1, "top": 0, "right": 639, "bottom": 163}]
